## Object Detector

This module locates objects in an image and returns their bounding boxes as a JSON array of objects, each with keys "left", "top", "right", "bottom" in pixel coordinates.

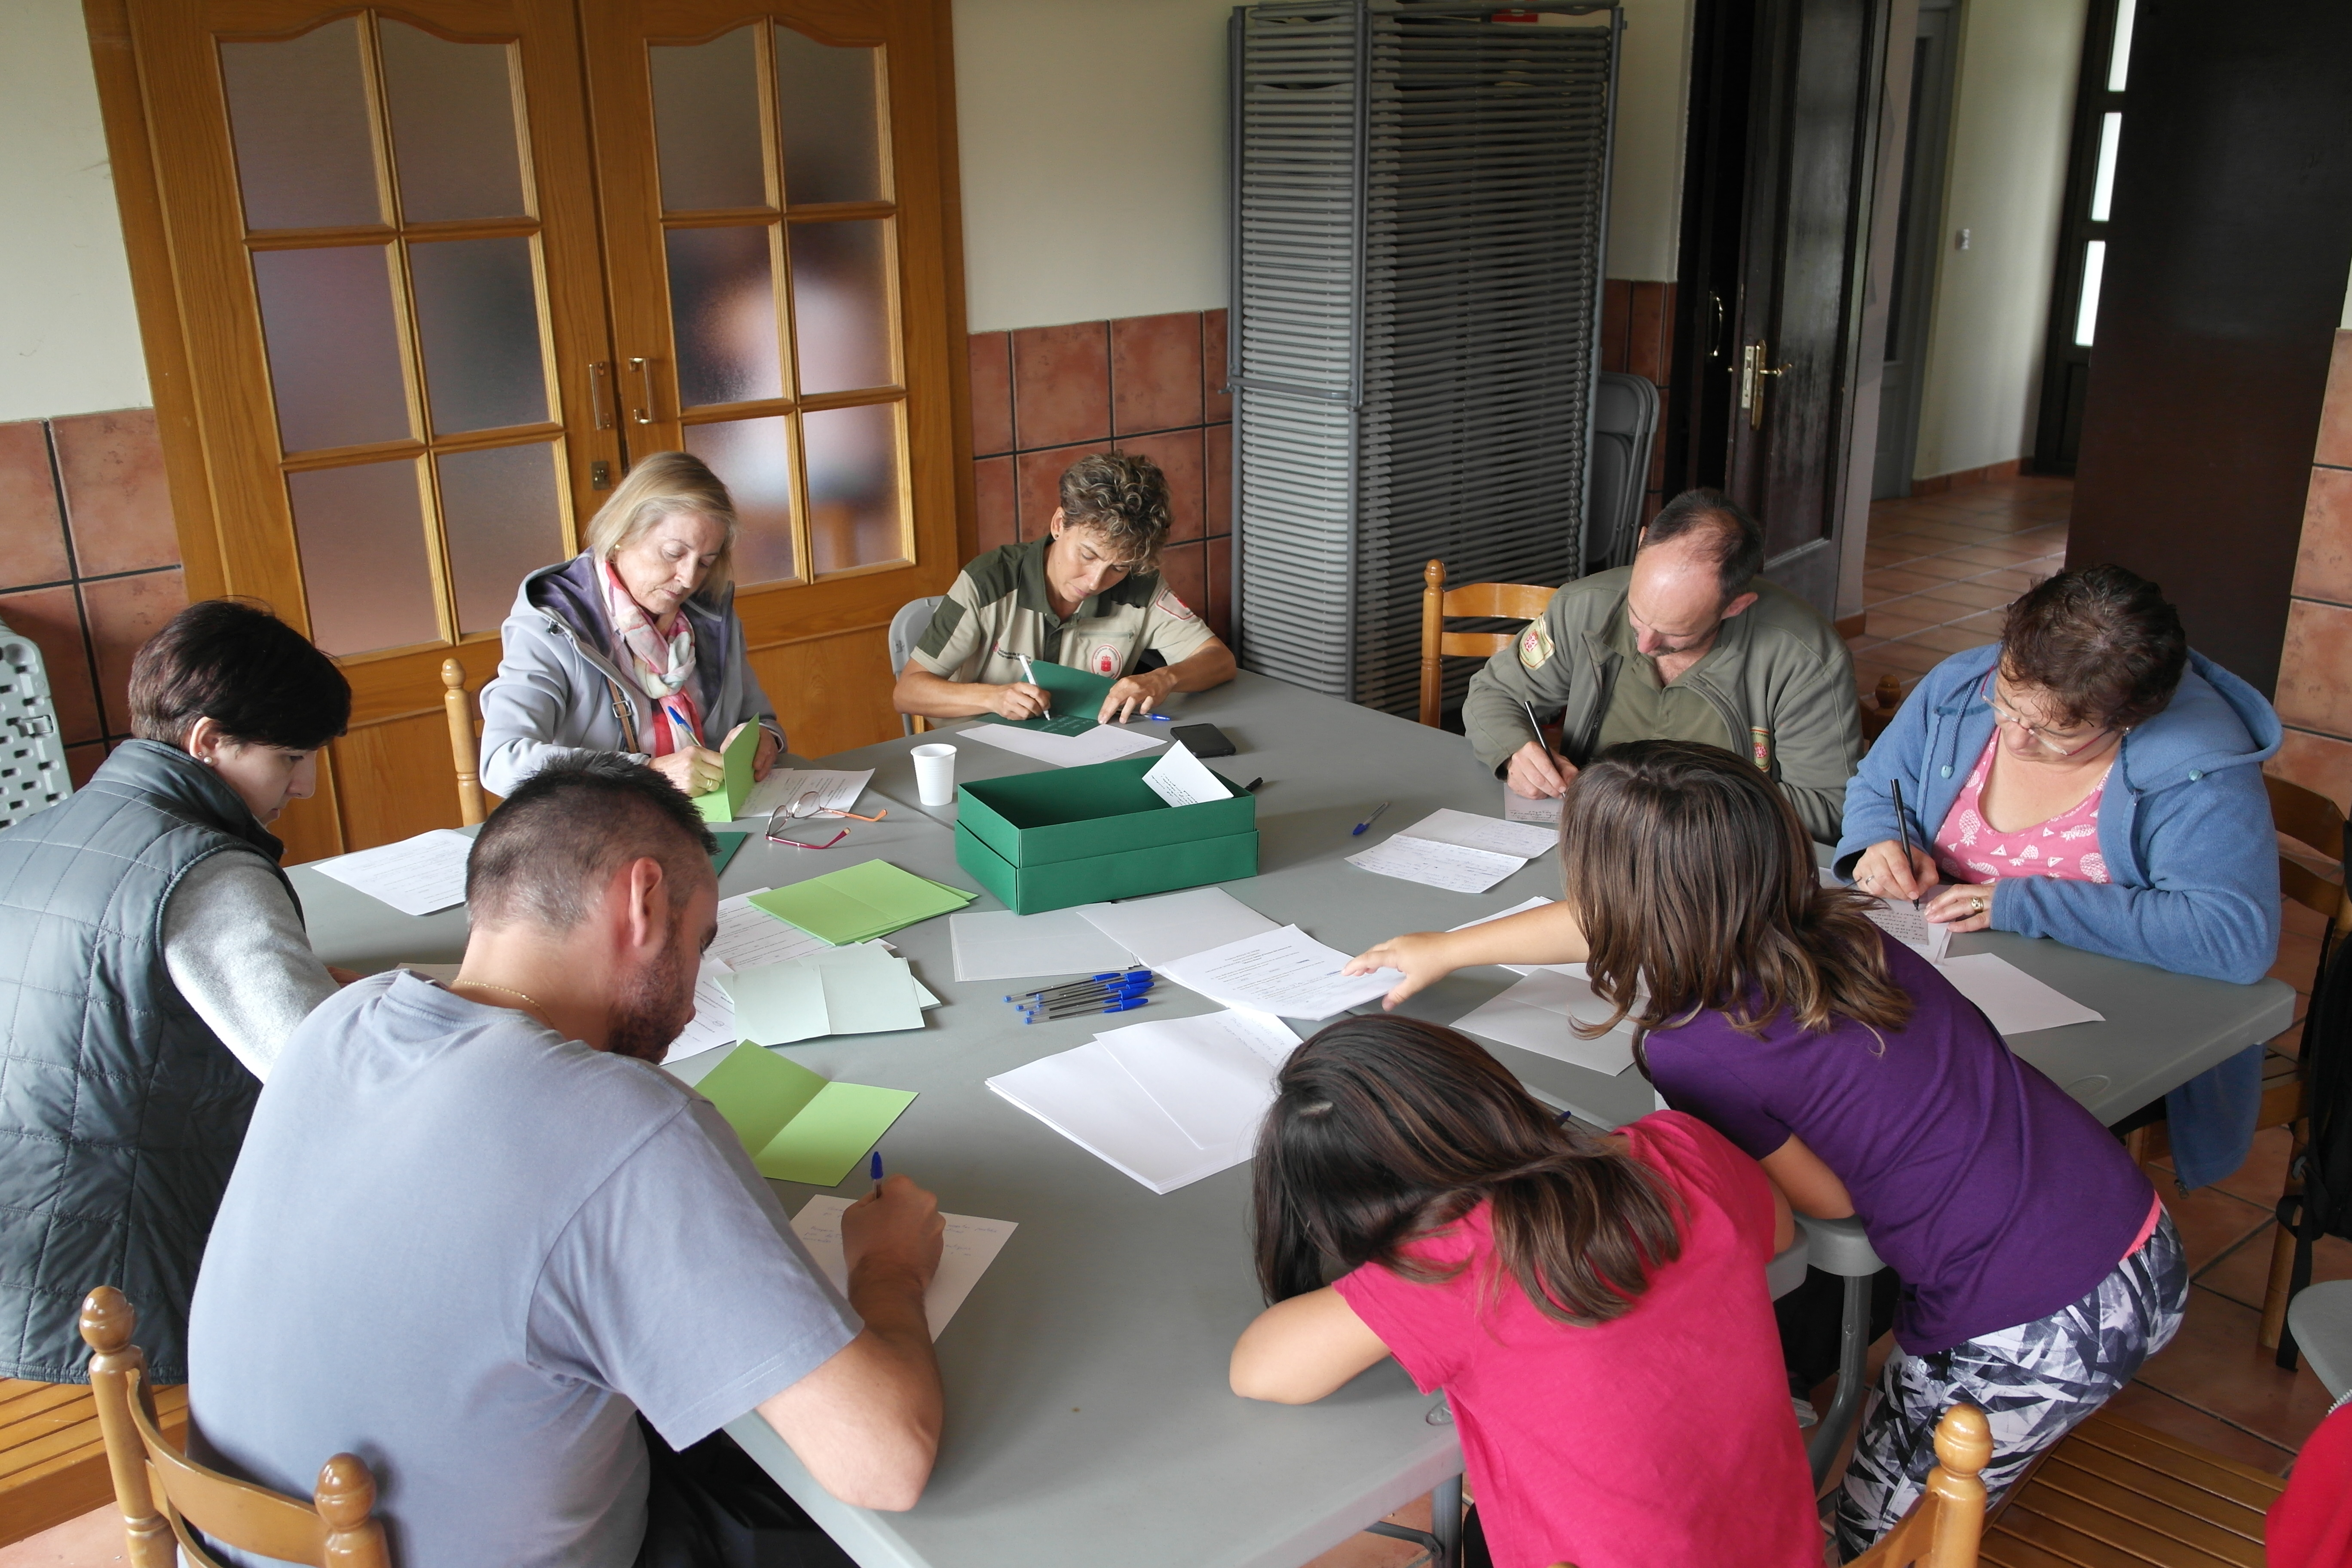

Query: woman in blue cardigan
[{"left": 1837, "top": 565, "right": 2281, "bottom": 1189}]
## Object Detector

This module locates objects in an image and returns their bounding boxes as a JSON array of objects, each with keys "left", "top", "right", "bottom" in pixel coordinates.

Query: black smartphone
[{"left": 1168, "top": 722, "right": 1238, "bottom": 758}]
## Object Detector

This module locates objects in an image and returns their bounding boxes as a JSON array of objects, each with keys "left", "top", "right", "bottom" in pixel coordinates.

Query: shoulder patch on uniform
[
  {"left": 1089, "top": 642, "right": 1121, "bottom": 676},
  {"left": 1517, "top": 622, "right": 1556, "bottom": 669},
  {"left": 1152, "top": 586, "right": 1197, "bottom": 622},
  {"left": 912, "top": 596, "right": 967, "bottom": 658},
  {"left": 959, "top": 542, "right": 1032, "bottom": 608}
]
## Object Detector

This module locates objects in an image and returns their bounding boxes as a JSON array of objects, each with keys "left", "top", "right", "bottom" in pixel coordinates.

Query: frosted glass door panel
[
  {"left": 411, "top": 237, "right": 550, "bottom": 434},
  {"left": 668, "top": 226, "right": 785, "bottom": 407},
  {"left": 651, "top": 27, "right": 768, "bottom": 212},
  {"left": 288, "top": 459, "right": 439, "bottom": 655},
  {"left": 218, "top": 19, "right": 383, "bottom": 232},
  {"left": 774, "top": 29, "right": 885, "bottom": 205},
  {"left": 440, "top": 443, "right": 564, "bottom": 634},
  {"left": 379, "top": 21, "right": 528, "bottom": 223},
  {"left": 789, "top": 221, "right": 894, "bottom": 393},
  {"left": 803, "top": 402, "right": 903, "bottom": 572},
  {"left": 684, "top": 419, "right": 797, "bottom": 585},
  {"left": 252, "top": 245, "right": 413, "bottom": 453}
]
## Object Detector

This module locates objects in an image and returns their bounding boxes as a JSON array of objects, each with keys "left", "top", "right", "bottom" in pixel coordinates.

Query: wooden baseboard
[
  {"left": 0, "top": 1380, "right": 188, "bottom": 1545},
  {"left": 1908, "top": 458, "right": 2025, "bottom": 496},
  {"left": 1835, "top": 611, "right": 1867, "bottom": 640}
]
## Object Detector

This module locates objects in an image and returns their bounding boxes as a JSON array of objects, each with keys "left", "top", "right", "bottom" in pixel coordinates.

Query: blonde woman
[{"left": 480, "top": 453, "right": 784, "bottom": 799}]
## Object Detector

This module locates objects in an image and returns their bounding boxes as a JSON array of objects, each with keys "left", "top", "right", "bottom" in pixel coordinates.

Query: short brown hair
[
  {"left": 1057, "top": 453, "right": 1170, "bottom": 570},
  {"left": 1563, "top": 740, "right": 1913, "bottom": 1038},
  {"left": 129, "top": 599, "right": 350, "bottom": 750},
  {"left": 467, "top": 756, "right": 716, "bottom": 932},
  {"left": 582, "top": 451, "right": 739, "bottom": 599},
  {"left": 1999, "top": 564, "right": 2187, "bottom": 731}
]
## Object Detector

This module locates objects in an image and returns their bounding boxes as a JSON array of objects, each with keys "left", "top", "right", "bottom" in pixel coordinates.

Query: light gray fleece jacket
[
  {"left": 1461, "top": 564, "right": 1863, "bottom": 842},
  {"left": 478, "top": 553, "right": 783, "bottom": 798}
]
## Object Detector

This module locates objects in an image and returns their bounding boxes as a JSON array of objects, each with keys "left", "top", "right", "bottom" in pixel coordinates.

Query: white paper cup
[{"left": 911, "top": 744, "right": 958, "bottom": 806}]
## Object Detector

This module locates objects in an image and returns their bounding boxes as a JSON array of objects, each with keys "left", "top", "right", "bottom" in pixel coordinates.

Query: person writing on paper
[
  {"left": 0, "top": 600, "right": 351, "bottom": 1390},
  {"left": 894, "top": 452, "right": 1237, "bottom": 725},
  {"left": 1460, "top": 489, "right": 1861, "bottom": 841},
  {"left": 187, "top": 758, "right": 946, "bottom": 1567},
  {"left": 1837, "top": 565, "right": 2280, "bottom": 1190},
  {"left": 1229, "top": 1015, "right": 1818, "bottom": 1568},
  {"left": 1344, "top": 741, "right": 2182, "bottom": 1557},
  {"left": 479, "top": 451, "right": 784, "bottom": 800}
]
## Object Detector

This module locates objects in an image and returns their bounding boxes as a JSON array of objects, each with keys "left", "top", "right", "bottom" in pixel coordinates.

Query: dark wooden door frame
[{"left": 2030, "top": 0, "right": 2128, "bottom": 476}]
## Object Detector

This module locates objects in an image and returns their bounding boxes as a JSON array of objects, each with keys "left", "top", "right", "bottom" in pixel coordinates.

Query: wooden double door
[{"left": 90, "top": 0, "right": 967, "bottom": 858}]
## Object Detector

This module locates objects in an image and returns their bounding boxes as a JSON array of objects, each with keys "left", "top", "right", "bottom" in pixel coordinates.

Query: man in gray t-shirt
[{"left": 188, "top": 759, "right": 945, "bottom": 1568}]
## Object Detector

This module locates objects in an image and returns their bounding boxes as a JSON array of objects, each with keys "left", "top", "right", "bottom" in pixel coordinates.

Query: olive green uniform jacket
[{"left": 1461, "top": 565, "right": 1863, "bottom": 842}]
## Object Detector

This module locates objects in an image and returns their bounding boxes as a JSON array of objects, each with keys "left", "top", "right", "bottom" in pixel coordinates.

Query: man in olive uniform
[
  {"left": 1462, "top": 488, "right": 1861, "bottom": 841},
  {"left": 894, "top": 453, "right": 1237, "bottom": 726}
]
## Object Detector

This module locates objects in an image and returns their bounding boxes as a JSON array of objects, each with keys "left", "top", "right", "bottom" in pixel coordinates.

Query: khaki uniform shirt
[
  {"left": 908, "top": 537, "right": 1214, "bottom": 684},
  {"left": 1592, "top": 612, "right": 1739, "bottom": 757}
]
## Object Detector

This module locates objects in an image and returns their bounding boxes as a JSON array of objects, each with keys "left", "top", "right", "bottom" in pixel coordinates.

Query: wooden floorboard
[
  {"left": 2025, "top": 1461, "right": 2261, "bottom": 1566},
  {"left": 1980, "top": 1534, "right": 2102, "bottom": 1568},
  {"left": 1992, "top": 1504, "right": 2233, "bottom": 1568},
  {"left": 0, "top": 1384, "right": 186, "bottom": 1546},
  {"left": 2040, "top": 1448, "right": 2268, "bottom": 1541},
  {"left": 2064, "top": 1418, "right": 2286, "bottom": 1512}
]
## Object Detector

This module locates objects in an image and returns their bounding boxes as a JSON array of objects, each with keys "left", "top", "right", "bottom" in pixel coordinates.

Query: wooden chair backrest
[
  {"left": 442, "top": 658, "right": 487, "bottom": 827},
  {"left": 1849, "top": 1404, "right": 1992, "bottom": 1568},
  {"left": 78, "top": 1288, "right": 391, "bottom": 1568},
  {"left": 1418, "top": 559, "right": 1557, "bottom": 727},
  {"left": 2267, "top": 772, "right": 2352, "bottom": 940}
]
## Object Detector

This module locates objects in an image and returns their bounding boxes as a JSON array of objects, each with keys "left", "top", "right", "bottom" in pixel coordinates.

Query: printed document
[
  {"left": 708, "top": 890, "right": 836, "bottom": 972},
  {"left": 1449, "top": 966, "right": 1640, "bottom": 1076},
  {"left": 791, "top": 1196, "right": 1016, "bottom": 1341},
  {"left": 311, "top": 828, "right": 474, "bottom": 917},
  {"left": 745, "top": 767, "right": 876, "bottom": 822},
  {"left": 1158, "top": 926, "right": 1404, "bottom": 1020},
  {"left": 1073, "top": 886, "right": 1279, "bottom": 969},
  {"left": 1347, "top": 834, "right": 1524, "bottom": 894},
  {"left": 664, "top": 964, "right": 742, "bottom": 1064},
  {"left": 949, "top": 907, "right": 1139, "bottom": 983}
]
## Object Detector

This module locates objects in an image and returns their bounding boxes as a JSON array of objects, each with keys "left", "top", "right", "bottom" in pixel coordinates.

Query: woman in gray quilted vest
[{"left": 0, "top": 600, "right": 350, "bottom": 1385}]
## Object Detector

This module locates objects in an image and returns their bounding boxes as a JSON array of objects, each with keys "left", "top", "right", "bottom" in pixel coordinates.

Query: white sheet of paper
[
  {"left": 790, "top": 1196, "right": 1016, "bottom": 1341},
  {"left": 1934, "top": 952, "right": 2106, "bottom": 1035},
  {"left": 1448, "top": 897, "right": 1563, "bottom": 974},
  {"left": 1398, "top": 808, "right": 1559, "bottom": 860},
  {"left": 663, "top": 964, "right": 742, "bottom": 1064},
  {"left": 1159, "top": 925, "right": 1404, "bottom": 1021},
  {"left": 960, "top": 723, "right": 1167, "bottom": 767},
  {"left": 949, "top": 907, "right": 1139, "bottom": 983},
  {"left": 1449, "top": 967, "right": 1640, "bottom": 1075},
  {"left": 1073, "top": 886, "right": 1280, "bottom": 969},
  {"left": 986, "top": 1043, "right": 1254, "bottom": 1193},
  {"left": 744, "top": 768, "right": 876, "bottom": 821},
  {"left": 311, "top": 828, "right": 474, "bottom": 916},
  {"left": 1139, "top": 741, "right": 1233, "bottom": 807},
  {"left": 707, "top": 890, "right": 836, "bottom": 973},
  {"left": 1092, "top": 1010, "right": 1301, "bottom": 1148},
  {"left": 1503, "top": 788, "right": 1564, "bottom": 826},
  {"left": 1346, "top": 834, "right": 1524, "bottom": 894},
  {"left": 1861, "top": 894, "right": 1953, "bottom": 962}
]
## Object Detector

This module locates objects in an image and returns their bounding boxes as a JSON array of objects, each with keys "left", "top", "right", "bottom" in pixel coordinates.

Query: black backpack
[{"left": 2276, "top": 889, "right": 2352, "bottom": 1369}]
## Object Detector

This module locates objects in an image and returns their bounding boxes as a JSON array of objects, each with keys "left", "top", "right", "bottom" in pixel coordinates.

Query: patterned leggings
[{"left": 1832, "top": 1213, "right": 2189, "bottom": 1560}]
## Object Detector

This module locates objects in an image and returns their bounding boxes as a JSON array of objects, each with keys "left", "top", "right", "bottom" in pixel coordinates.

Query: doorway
[{"left": 1869, "top": 0, "right": 1957, "bottom": 500}]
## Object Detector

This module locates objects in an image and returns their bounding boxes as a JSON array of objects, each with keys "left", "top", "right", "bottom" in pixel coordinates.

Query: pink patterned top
[{"left": 1931, "top": 734, "right": 2113, "bottom": 885}]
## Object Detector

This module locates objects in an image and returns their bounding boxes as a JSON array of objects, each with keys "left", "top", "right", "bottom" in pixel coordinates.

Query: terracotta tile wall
[
  {"left": 966, "top": 310, "right": 1232, "bottom": 642},
  {"left": 0, "top": 410, "right": 187, "bottom": 787},
  {"left": 2272, "top": 330, "right": 2352, "bottom": 807},
  {"left": 1597, "top": 279, "right": 1675, "bottom": 525}
]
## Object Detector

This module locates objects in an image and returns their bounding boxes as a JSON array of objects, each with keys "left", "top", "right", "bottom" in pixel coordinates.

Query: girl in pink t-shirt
[{"left": 1228, "top": 1017, "right": 1819, "bottom": 1568}]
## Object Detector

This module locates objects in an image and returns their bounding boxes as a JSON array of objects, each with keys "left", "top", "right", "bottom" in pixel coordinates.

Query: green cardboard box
[{"left": 953, "top": 756, "right": 1259, "bottom": 913}]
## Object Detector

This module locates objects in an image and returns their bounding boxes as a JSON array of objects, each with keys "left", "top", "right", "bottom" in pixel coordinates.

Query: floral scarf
[{"left": 601, "top": 558, "right": 701, "bottom": 756}]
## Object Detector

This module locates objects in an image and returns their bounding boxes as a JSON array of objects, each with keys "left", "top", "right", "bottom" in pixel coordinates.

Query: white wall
[
  {"left": 952, "top": 0, "right": 1695, "bottom": 334},
  {"left": 1907, "top": 0, "right": 2087, "bottom": 481},
  {"left": 0, "top": 0, "right": 151, "bottom": 423}
]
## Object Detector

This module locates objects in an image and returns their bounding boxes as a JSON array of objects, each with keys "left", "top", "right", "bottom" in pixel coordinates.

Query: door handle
[
  {"left": 627, "top": 357, "right": 655, "bottom": 426},
  {"left": 1741, "top": 343, "right": 1794, "bottom": 429},
  {"left": 588, "top": 361, "right": 614, "bottom": 431}
]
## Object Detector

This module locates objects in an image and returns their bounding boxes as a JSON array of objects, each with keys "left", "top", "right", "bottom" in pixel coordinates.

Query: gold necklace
[{"left": 451, "top": 978, "right": 549, "bottom": 1021}]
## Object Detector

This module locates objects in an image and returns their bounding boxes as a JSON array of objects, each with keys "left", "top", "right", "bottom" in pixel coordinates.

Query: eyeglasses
[
  {"left": 1978, "top": 677, "right": 2113, "bottom": 758},
  {"left": 763, "top": 790, "right": 887, "bottom": 850}
]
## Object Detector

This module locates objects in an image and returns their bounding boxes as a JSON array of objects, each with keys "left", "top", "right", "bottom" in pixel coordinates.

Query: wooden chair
[
  {"left": 1850, "top": 1404, "right": 1993, "bottom": 1568},
  {"left": 1418, "top": 560, "right": 1556, "bottom": 728},
  {"left": 441, "top": 657, "right": 487, "bottom": 827},
  {"left": 80, "top": 1287, "right": 390, "bottom": 1568},
  {"left": 1976, "top": 1408, "right": 2281, "bottom": 1565},
  {"left": 0, "top": 1376, "right": 188, "bottom": 1544},
  {"left": 1859, "top": 671, "right": 1906, "bottom": 744}
]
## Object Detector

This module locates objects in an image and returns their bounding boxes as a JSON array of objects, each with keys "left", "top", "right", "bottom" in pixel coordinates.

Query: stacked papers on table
[
  {"left": 709, "top": 890, "right": 838, "bottom": 971},
  {"left": 668, "top": 946, "right": 938, "bottom": 1066},
  {"left": 791, "top": 1197, "right": 1016, "bottom": 1340},
  {"left": 1449, "top": 966, "right": 1642, "bottom": 1076},
  {"left": 960, "top": 723, "right": 1167, "bottom": 768},
  {"left": 1071, "top": 886, "right": 1278, "bottom": 970},
  {"left": 311, "top": 828, "right": 473, "bottom": 916},
  {"left": 1346, "top": 808, "right": 1559, "bottom": 895},
  {"left": 949, "top": 907, "right": 1139, "bottom": 983},
  {"left": 1158, "top": 926, "right": 1404, "bottom": 1021},
  {"left": 744, "top": 767, "right": 876, "bottom": 822},
  {"left": 693, "top": 1042, "right": 916, "bottom": 1186},
  {"left": 986, "top": 1010, "right": 1300, "bottom": 1192},
  {"left": 750, "top": 861, "right": 976, "bottom": 944},
  {"left": 721, "top": 943, "right": 931, "bottom": 1044}
]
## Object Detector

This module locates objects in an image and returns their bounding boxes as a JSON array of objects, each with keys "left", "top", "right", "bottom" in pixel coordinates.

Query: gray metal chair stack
[
  {"left": 889, "top": 596, "right": 945, "bottom": 737},
  {"left": 0, "top": 619, "right": 74, "bottom": 830},
  {"left": 1585, "top": 370, "right": 1661, "bottom": 574},
  {"left": 1228, "top": 0, "right": 1621, "bottom": 718}
]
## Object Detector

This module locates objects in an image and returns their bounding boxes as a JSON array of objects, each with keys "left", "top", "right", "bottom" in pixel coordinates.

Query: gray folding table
[{"left": 293, "top": 670, "right": 2294, "bottom": 1568}]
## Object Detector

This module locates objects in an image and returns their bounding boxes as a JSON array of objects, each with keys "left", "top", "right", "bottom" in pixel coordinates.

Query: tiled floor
[{"left": 4, "top": 474, "right": 2343, "bottom": 1566}]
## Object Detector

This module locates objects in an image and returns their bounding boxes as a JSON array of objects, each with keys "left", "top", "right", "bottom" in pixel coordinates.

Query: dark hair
[
  {"left": 1252, "top": 1015, "right": 1684, "bottom": 1327},
  {"left": 467, "top": 756, "right": 717, "bottom": 932},
  {"left": 1057, "top": 453, "right": 1172, "bottom": 570},
  {"left": 1999, "top": 564, "right": 2187, "bottom": 732},
  {"left": 1639, "top": 488, "right": 1766, "bottom": 603},
  {"left": 1563, "top": 741, "right": 1913, "bottom": 1038},
  {"left": 127, "top": 599, "right": 351, "bottom": 750}
]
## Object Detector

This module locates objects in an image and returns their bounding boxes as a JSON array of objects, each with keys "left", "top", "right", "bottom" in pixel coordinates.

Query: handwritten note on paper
[
  {"left": 706, "top": 891, "right": 837, "bottom": 973},
  {"left": 1159, "top": 925, "right": 1404, "bottom": 1020},
  {"left": 1399, "top": 808, "right": 1559, "bottom": 861},
  {"left": 790, "top": 1196, "right": 1017, "bottom": 1341},
  {"left": 745, "top": 768, "right": 876, "bottom": 822},
  {"left": 1860, "top": 894, "right": 1953, "bottom": 962},
  {"left": 1346, "top": 834, "right": 1525, "bottom": 894},
  {"left": 311, "top": 829, "right": 475, "bottom": 917},
  {"left": 1504, "top": 789, "right": 1564, "bottom": 826},
  {"left": 663, "top": 965, "right": 743, "bottom": 1064},
  {"left": 1140, "top": 742, "right": 1234, "bottom": 808}
]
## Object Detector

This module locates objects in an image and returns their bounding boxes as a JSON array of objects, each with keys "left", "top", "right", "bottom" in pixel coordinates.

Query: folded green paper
[
  {"left": 978, "top": 658, "right": 1116, "bottom": 732},
  {"left": 748, "top": 860, "right": 976, "bottom": 945},
  {"left": 693, "top": 723, "right": 761, "bottom": 824},
  {"left": 693, "top": 1042, "right": 917, "bottom": 1186}
]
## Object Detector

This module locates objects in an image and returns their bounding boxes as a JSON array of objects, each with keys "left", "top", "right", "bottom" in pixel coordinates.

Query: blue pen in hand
[
  {"left": 870, "top": 1150, "right": 884, "bottom": 1182},
  {"left": 1351, "top": 801, "right": 1391, "bottom": 836}
]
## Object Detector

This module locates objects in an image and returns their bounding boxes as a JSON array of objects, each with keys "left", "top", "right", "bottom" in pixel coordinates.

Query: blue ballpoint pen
[
  {"left": 1025, "top": 997, "right": 1152, "bottom": 1023},
  {"left": 1351, "top": 801, "right": 1391, "bottom": 836},
  {"left": 870, "top": 1151, "right": 883, "bottom": 1181},
  {"left": 1017, "top": 982, "right": 1153, "bottom": 1014},
  {"left": 1010, "top": 969, "right": 1150, "bottom": 1001}
]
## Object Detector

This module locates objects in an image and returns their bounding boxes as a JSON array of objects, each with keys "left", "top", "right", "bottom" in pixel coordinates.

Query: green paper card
[
  {"left": 718, "top": 964, "right": 832, "bottom": 1045},
  {"left": 709, "top": 831, "right": 747, "bottom": 874},
  {"left": 693, "top": 1042, "right": 917, "bottom": 1186},
  {"left": 693, "top": 723, "right": 760, "bottom": 824},
  {"left": 977, "top": 659, "right": 1118, "bottom": 732},
  {"left": 749, "top": 860, "right": 975, "bottom": 945}
]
